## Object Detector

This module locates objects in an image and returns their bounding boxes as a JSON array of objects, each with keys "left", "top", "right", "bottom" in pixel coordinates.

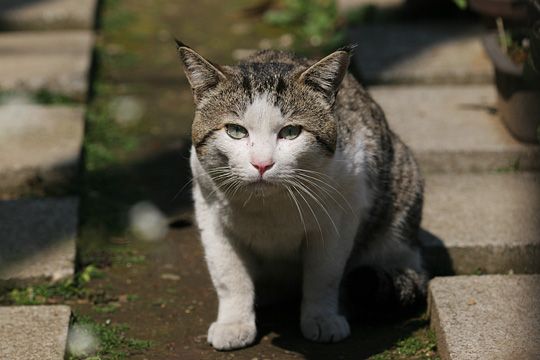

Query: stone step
[
  {"left": 0, "top": 0, "right": 97, "bottom": 30},
  {"left": 348, "top": 23, "right": 492, "bottom": 84},
  {"left": 0, "top": 197, "right": 78, "bottom": 285},
  {"left": 0, "top": 31, "right": 94, "bottom": 101},
  {"left": 0, "top": 104, "right": 85, "bottom": 197},
  {"left": 421, "top": 172, "right": 540, "bottom": 275},
  {"left": 369, "top": 84, "right": 540, "bottom": 172},
  {"left": 0, "top": 305, "right": 71, "bottom": 360},
  {"left": 429, "top": 275, "right": 540, "bottom": 360}
]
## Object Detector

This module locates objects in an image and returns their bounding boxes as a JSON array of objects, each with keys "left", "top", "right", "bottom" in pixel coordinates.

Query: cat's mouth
[
  {"left": 242, "top": 179, "right": 284, "bottom": 197},
  {"left": 245, "top": 177, "right": 280, "bottom": 189},
  {"left": 248, "top": 178, "right": 273, "bottom": 185}
]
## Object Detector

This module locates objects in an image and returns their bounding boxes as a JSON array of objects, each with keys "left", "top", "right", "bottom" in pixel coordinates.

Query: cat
[{"left": 176, "top": 40, "right": 427, "bottom": 351}]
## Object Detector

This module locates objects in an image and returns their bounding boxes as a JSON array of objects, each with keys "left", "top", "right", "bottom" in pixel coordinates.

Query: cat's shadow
[
  {"left": 253, "top": 300, "right": 428, "bottom": 360},
  {"left": 250, "top": 228, "right": 452, "bottom": 359}
]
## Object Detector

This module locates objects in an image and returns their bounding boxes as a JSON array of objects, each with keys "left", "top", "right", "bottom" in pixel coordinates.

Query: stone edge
[
  {"left": 0, "top": 305, "right": 72, "bottom": 358},
  {"left": 422, "top": 243, "right": 540, "bottom": 276},
  {"left": 428, "top": 279, "right": 452, "bottom": 360}
]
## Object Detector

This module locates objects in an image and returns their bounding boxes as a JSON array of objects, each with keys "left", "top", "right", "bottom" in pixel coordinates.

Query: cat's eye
[
  {"left": 278, "top": 125, "right": 301, "bottom": 140},
  {"left": 225, "top": 124, "right": 248, "bottom": 139}
]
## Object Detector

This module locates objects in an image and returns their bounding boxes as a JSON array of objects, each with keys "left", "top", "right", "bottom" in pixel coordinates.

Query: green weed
[
  {"left": 369, "top": 329, "right": 438, "bottom": 360},
  {"left": 263, "top": 0, "right": 344, "bottom": 50},
  {"left": 0, "top": 90, "right": 77, "bottom": 105},
  {"left": 33, "top": 89, "right": 77, "bottom": 105},
  {"left": 67, "top": 314, "right": 151, "bottom": 360},
  {"left": 95, "top": 303, "right": 121, "bottom": 314},
  {"left": 2, "top": 265, "right": 102, "bottom": 305},
  {"left": 495, "top": 158, "right": 521, "bottom": 173},
  {"left": 126, "top": 294, "right": 139, "bottom": 302}
]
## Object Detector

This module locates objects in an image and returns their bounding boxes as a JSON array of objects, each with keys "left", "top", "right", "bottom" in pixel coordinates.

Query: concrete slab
[
  {"left": 348, "top": 23, "right": 492, "bottom": 84},
  {"left": 0, "top": 0, "right": 97, "bottom": 30},
  {"left": 0, "top": 197, "right": 78, "bottom": 285},
  {"left": 0, "top": 31, "right": 94, "bottom": 100},
  {"left": 369, "top": 84, "right": 540, "bottom": 172},
  {"left": 0, "top": 104, "right": 85, "bottom": 196},
  {"left": 0, "top": 305, "right": 71, "bottom": 360},
  {"left": 429, "top": 275, "right": 540, "bottom": 360},
  {"left": 421, "top": 173, "right": 540, "bottom": 275}
]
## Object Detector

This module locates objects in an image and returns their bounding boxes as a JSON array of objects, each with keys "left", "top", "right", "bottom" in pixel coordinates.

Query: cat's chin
[{"left": 242, "top": 179, "right": 283, "bottom": 196}]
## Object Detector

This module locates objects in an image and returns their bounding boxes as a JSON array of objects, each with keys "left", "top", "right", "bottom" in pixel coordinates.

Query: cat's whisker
[
  {"left": 295, "top": 173, "right": 348, "bottom": 214},
  {"left": 207, "top": 175, "right": 237, "bottom": 198},
  {"left": 294, "top": 170, "right": 356, "bottom": 216},
  {"left": 212, "top": 173, "right": 236, "bottom": 183},
  {"left": 292, "top": 179, "right": 340, "bottom": 237},
  {"left": 286, "top": 179, "right": 324, "bottom": 247},
  {"left": 172, "top": 177, "right": 195, "bottom": 201},
  {"left": 298, "top": 175, "right": 357, "bottom": 218},
  {"left": 292, "top": 175, "right": 335, "bottom": 212},
  {"left": 171, "top": 169, "right": 229, "bottom": 201},
  {"left": 285, "top": 183, "right": 309, "bottom": 246},
  {"left": 222, "top": 177, "right": 242, "bottom": 197},
  {"left": 174, "top": 166, "right": 232, "bottom": 200},
  {"left": 231, "top": 179, "right": 245, "bottom": 198},
  {"left": 293, "top": 168, "right": 336, "bottom": 181},
  {"left": 242, "top": 191, "right": 253, "bottom": 208}
]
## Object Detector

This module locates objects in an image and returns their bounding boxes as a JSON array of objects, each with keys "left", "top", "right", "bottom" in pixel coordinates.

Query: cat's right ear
[
  {"left": 175, "top": 40, "right": 226, "bottom": 103},
  {"left": 298, "top": 46, "right": 354, "bottom": 102}
]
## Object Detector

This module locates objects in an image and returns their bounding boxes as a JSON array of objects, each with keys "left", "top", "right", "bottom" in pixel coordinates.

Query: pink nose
[{"left": 251, "top": 161, "right": 274, "bottom": 176}]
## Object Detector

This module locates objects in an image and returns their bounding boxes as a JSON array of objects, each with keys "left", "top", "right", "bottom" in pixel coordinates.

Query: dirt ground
[{"left": 75, "top": 225, "right": 431, "bottom": 360}]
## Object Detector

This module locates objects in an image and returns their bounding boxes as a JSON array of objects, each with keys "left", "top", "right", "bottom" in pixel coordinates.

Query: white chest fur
[{"left": 221, "top": 193, "right": 307, "bottom": 259}]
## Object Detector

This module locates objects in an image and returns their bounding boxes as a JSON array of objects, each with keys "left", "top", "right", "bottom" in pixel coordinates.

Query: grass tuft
[
  {"left": 369, "top": 328, "right": 438, "bottom": 360},
  {"left": 2, "top": 265, "right": 103, "bottom": 306},
  {"left": 67, "top": 314, "right": 151, "bottom": 360}
]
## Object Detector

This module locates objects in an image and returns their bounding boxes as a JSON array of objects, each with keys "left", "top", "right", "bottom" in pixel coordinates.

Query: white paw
[
  {"left": 207, "top": 321, "right": 257, "bottom": 350},
  {"left": 301, "top": 314, "right": 350, "bottom": 343}
]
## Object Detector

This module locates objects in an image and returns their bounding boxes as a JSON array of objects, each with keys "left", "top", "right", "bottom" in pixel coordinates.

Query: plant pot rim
[
  {"left": 481, "top": 33, "right": 523, "bottom": 76},
  {"left": 469, "top": 0, "right": 529, "bottom": 22}
]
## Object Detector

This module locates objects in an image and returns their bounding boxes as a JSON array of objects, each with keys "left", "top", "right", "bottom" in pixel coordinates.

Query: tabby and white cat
[{"left": 177, "top": 41, "right": 427, "bottom": 350}]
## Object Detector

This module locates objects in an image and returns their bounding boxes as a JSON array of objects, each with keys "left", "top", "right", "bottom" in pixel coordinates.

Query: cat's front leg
[
  {"left": 198, "top": 210, "right": 256, "bottom": 350},
  {"left": 300, "top": 222, "right": 357, "bottom": 343}
]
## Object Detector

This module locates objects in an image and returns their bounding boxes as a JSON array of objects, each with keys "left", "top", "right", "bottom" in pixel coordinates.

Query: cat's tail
[{"left": 342, "top": 266, "right": 428, "bottom": 319}]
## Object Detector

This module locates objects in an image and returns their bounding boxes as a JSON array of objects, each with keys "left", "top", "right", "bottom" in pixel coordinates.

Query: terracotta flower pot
[
  {"left": 469, "top": 0, "right": 529, "bottom": 23},
  {"left": 482, "top": 33, "right": 540, "bottom": 143}
]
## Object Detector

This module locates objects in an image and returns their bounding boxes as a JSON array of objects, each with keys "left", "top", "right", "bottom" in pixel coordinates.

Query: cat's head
[{"left": 177, "top": 41, "right": 351, "bottom": 194}]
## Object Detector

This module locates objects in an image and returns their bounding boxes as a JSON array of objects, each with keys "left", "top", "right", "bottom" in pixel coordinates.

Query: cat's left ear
[
  {"left": 175, "top": 39, "right": 227, "bottom": 103},
  {"left": 298, "top": 45, "right": 354, "bottom": 102}
]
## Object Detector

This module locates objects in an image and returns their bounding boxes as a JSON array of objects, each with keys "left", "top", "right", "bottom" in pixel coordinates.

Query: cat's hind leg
[{"left": 344, "top": 233, "right": 428, "bottom": 318}]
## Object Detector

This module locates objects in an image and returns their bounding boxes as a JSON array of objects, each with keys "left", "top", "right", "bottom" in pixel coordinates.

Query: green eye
[
  {"left": 225, "top": 124, "right": 248, "bottom": 139},
  {"left": 278, "top": 125, "right": 301, "bottom": 140}
]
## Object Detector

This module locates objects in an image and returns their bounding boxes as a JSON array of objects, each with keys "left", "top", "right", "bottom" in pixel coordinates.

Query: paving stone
[
  {"left": 348, "top": 23, "right": 492, "bottom": 84},
  {"left": 421, "top": 173, "right": 540, "bottom": 275},
  {"left": 429, "top": 275, "right": 540, "bottom": 360},
  {"left": 0, "top": 104, "right": 85, "bottom": 195},
  {"left": 0, "top": 197, "right": 78, "bottom": 285},
  {"left": 369, "top": 84, "right": 540, "bottom": 172},
  {"left": 0, "top": 31, "right": 94, "bottom": 100},
  {"left": 0, "top": 305, "right": 71, "bottom": 360},
  {"left": 0, "top": 0, "right": 97, "bottom": 30}
]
